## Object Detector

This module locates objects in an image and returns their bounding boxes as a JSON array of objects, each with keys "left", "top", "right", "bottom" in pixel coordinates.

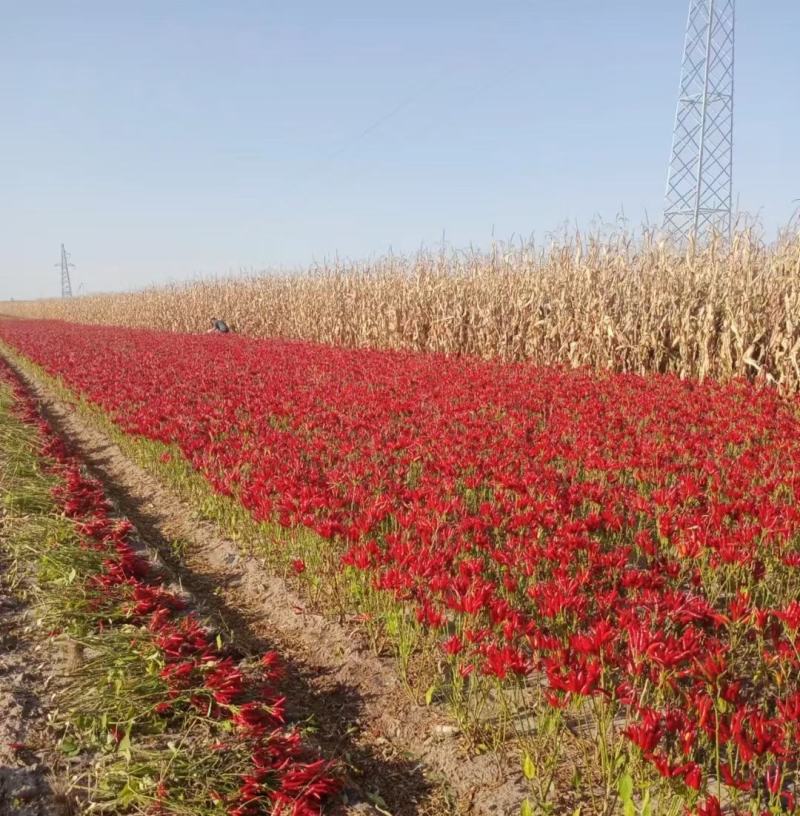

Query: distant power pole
[
  {"left": 663, "top": 0, "right": 735, "bottom": 243},
  {"left": 57, "top": 244, "right": 74, "bottom": 297}
]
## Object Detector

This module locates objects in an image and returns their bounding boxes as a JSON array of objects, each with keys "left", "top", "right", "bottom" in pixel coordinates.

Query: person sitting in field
[{"left": 208, "top": 317, "right": 231, "bottom": 334}]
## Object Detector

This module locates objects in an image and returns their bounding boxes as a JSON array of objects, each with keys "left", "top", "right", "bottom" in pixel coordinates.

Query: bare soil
[
  {"left": 0, "top": 548, "right": 71, "bottom": 816},
  {"left": 3, "top": 353, "right": 528, "bottom": 816}
]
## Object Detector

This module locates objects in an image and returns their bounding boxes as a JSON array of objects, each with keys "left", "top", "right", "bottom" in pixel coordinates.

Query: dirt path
[
  {"left": 3, "top": 353, "right": 527, "bottom": 816},
  {"left": 0, "top": 547, "right": 70, "bottom": 816}
]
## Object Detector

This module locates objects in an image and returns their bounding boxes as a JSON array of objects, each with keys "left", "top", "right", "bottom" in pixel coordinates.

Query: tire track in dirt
[{"left": 4, "top": 352, "right": 527, "bottom": 816}]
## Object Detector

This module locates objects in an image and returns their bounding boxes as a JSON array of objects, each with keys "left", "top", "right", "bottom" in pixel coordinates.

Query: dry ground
[{"left": 0, "top": 547, "right": 72, "bottom": 816}]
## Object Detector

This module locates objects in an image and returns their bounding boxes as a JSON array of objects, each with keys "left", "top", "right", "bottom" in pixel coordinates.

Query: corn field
[{"left": 5, "top": 228, "right": 800, "bottom": 390}]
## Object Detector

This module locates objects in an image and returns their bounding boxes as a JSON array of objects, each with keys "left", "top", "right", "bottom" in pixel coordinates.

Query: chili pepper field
[{"left": 1, "top": 317, "right": 799, "bottom": 816}]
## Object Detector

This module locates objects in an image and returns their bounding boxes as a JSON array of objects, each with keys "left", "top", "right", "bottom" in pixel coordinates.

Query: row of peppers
[{"left": 2, "top": 320, "right": 799, "bottom": 814}]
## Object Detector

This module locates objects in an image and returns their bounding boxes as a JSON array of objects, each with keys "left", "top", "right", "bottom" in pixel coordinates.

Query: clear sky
[{"left": 1, "top": 1, "right": 797, "bottom": 300}]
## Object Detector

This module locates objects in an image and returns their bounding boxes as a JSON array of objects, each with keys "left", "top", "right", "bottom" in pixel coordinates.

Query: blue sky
[{"left": 1, "top": 1, "right": 797, "bottom": 299}]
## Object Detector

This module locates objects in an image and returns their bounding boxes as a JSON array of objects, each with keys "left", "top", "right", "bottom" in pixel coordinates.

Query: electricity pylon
[
  {"left": 57, "top": 244, "right": 74, "bottom": 297},
  {"left": 663, "top": 0, "right": 735, "bottom": 243}
]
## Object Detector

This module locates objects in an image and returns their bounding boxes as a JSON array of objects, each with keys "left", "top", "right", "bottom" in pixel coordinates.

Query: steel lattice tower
[
  {"left": 57, "top": 244, "right": 74, "bottom": 297},
  {"left": 663, "top": 0, "right": 735, "bottom": 243}
]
